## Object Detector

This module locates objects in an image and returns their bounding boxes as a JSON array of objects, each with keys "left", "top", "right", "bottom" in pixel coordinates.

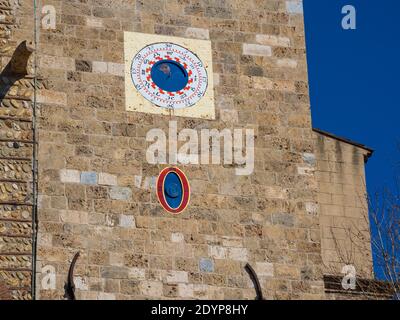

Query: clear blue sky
[{"left": 303, "top": 0, "right": 400, "bottom": 279}]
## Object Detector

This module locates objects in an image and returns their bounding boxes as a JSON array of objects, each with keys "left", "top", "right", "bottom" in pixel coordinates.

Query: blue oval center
[
  {"left": 151, "top": 60, "right": 188, "bottom": 92},
  {"left": 164, "top": 172, "right": 183, "bottom": 209},
  {"left": 165, "top": 183, "right": 180, "bottom": 198}
]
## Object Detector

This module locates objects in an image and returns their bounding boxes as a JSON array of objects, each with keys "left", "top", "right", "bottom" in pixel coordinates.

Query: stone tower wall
[
  {"left": 31, "top": 0, "right": 324, "bottom": 300},
  {"left": 3, "top": 0, "right": 380, "bottom": 300}
]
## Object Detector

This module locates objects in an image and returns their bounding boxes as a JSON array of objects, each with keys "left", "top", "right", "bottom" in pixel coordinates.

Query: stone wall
[
  {"left": 28, "top": 0, "right": 326, "bottom": 300},
  {"left": 0, "top": 0, "right": 36, "bottom": 300},
  {"left": 314, "top": 129, "right": 373, "bottom": 279},
  {"left": 1, "top": 0, "right": 378, "bottom": 301},
  {"left": 2, "top": 0, "right": 378, "bottom": 300}
]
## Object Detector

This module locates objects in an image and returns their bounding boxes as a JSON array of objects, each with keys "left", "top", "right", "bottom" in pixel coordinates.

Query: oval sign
[{"left": 156, "top": 167, "right": 190, "bottom": 214}]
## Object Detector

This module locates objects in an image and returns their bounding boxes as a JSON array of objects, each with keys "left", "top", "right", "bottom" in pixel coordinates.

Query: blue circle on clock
[{"left": 151, "top": 60, "right": 189, "bottom": 92}]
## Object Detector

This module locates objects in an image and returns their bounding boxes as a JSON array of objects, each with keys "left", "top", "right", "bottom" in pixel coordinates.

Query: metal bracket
[
  {"left": 64, "top": 252, "right": 80, "bottom": 300},
  {"left": 245, "top": 263, "right": 264, "bottom": 300}
]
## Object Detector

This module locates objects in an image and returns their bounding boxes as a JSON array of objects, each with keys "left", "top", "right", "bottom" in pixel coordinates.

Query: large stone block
[
  {"left": 98, "top": 172, "right": 118, "bottom": 186},
  {"left": 101, "top": 266, "right": 129, "bottom": 279},
  {"left": 166, "top": 271, "right": 189, "bottom": 284},
  {"left": 140, "top": 281, "right": 163, "bottom": 296},
  {"left": 227, "top": 247, "right": 248, "bottom": 262},
  {"left": 80, "top": 171, "right": 98, "bottom": 185},
  {"left": 59, "top": 169, "right": 80, "bottom": 183},
  {"left": 185, "top": 27, "right": 210, "bottom": 40},
  {"left": 256, "top": 34, "right": 291, "bottom": 47},
  {"left": 208, "top": 246, "right": 227, "bottom": 260},
  {"left": 109, "top": 187, "right": 132, "bottom": 201},
  {"left": 199, "top": 258, "right": 214, "bottom": 273},
  {"left": 242, "top": 43, "right": 272, "bottom": 57},
  {"left": 255, "top": 262, "right": 274, "bottom": 277},
  {"left": 119, "top": 214, "right": 135, "bottom": 228},
  {"left": 286, "top": 0, "right": 303, "bottom": 14}
]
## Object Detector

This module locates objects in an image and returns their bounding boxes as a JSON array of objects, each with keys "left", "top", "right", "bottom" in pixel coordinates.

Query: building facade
[{"left": 0, "top": 0, "right": 373, "bottom": 300}]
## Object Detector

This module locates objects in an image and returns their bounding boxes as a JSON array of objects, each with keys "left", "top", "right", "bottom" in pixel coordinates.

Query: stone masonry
[
  {"left": 0, "top": 0, "right": 374, "bottom": 300},
  {"left": 314, "top": 129, "right": 373, "bottom": 279},
  {"left": 0, "top": 0, "right": 37, "bottom": 300}
]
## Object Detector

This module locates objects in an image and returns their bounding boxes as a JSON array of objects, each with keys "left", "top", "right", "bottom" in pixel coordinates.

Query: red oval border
[{"left": 156, "top": 167, "right": 190, "bottom": 215}]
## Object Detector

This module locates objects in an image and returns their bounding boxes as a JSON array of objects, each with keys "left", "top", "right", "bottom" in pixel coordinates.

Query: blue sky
[{"left": 303, "top": 0, "right": 400, "bottom": 279}]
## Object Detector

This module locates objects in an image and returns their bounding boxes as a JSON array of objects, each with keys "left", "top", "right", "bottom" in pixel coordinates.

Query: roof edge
[{"left": 313, "top": 128, "right": 374, "bottom": 158}]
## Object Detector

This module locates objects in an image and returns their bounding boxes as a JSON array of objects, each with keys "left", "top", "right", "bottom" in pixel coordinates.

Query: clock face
[{"left": 130, "top": 42, "right": 208, "bottom": 109}]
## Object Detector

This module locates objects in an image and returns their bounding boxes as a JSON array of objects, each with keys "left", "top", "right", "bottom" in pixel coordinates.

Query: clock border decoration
[
  {"left": 130, "top": 42, "right": 209, "bottom": 110},
  {"left": 156, "top": 167, "right": 190, "bottom": 215},
  {"left": 124, "top": 31, "right": 216, "bottom": 119}
]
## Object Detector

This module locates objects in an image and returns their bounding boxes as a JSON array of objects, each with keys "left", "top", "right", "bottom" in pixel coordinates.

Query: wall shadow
[{"left": 0, "top": 41, "right": 34, "bottom": 103}]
